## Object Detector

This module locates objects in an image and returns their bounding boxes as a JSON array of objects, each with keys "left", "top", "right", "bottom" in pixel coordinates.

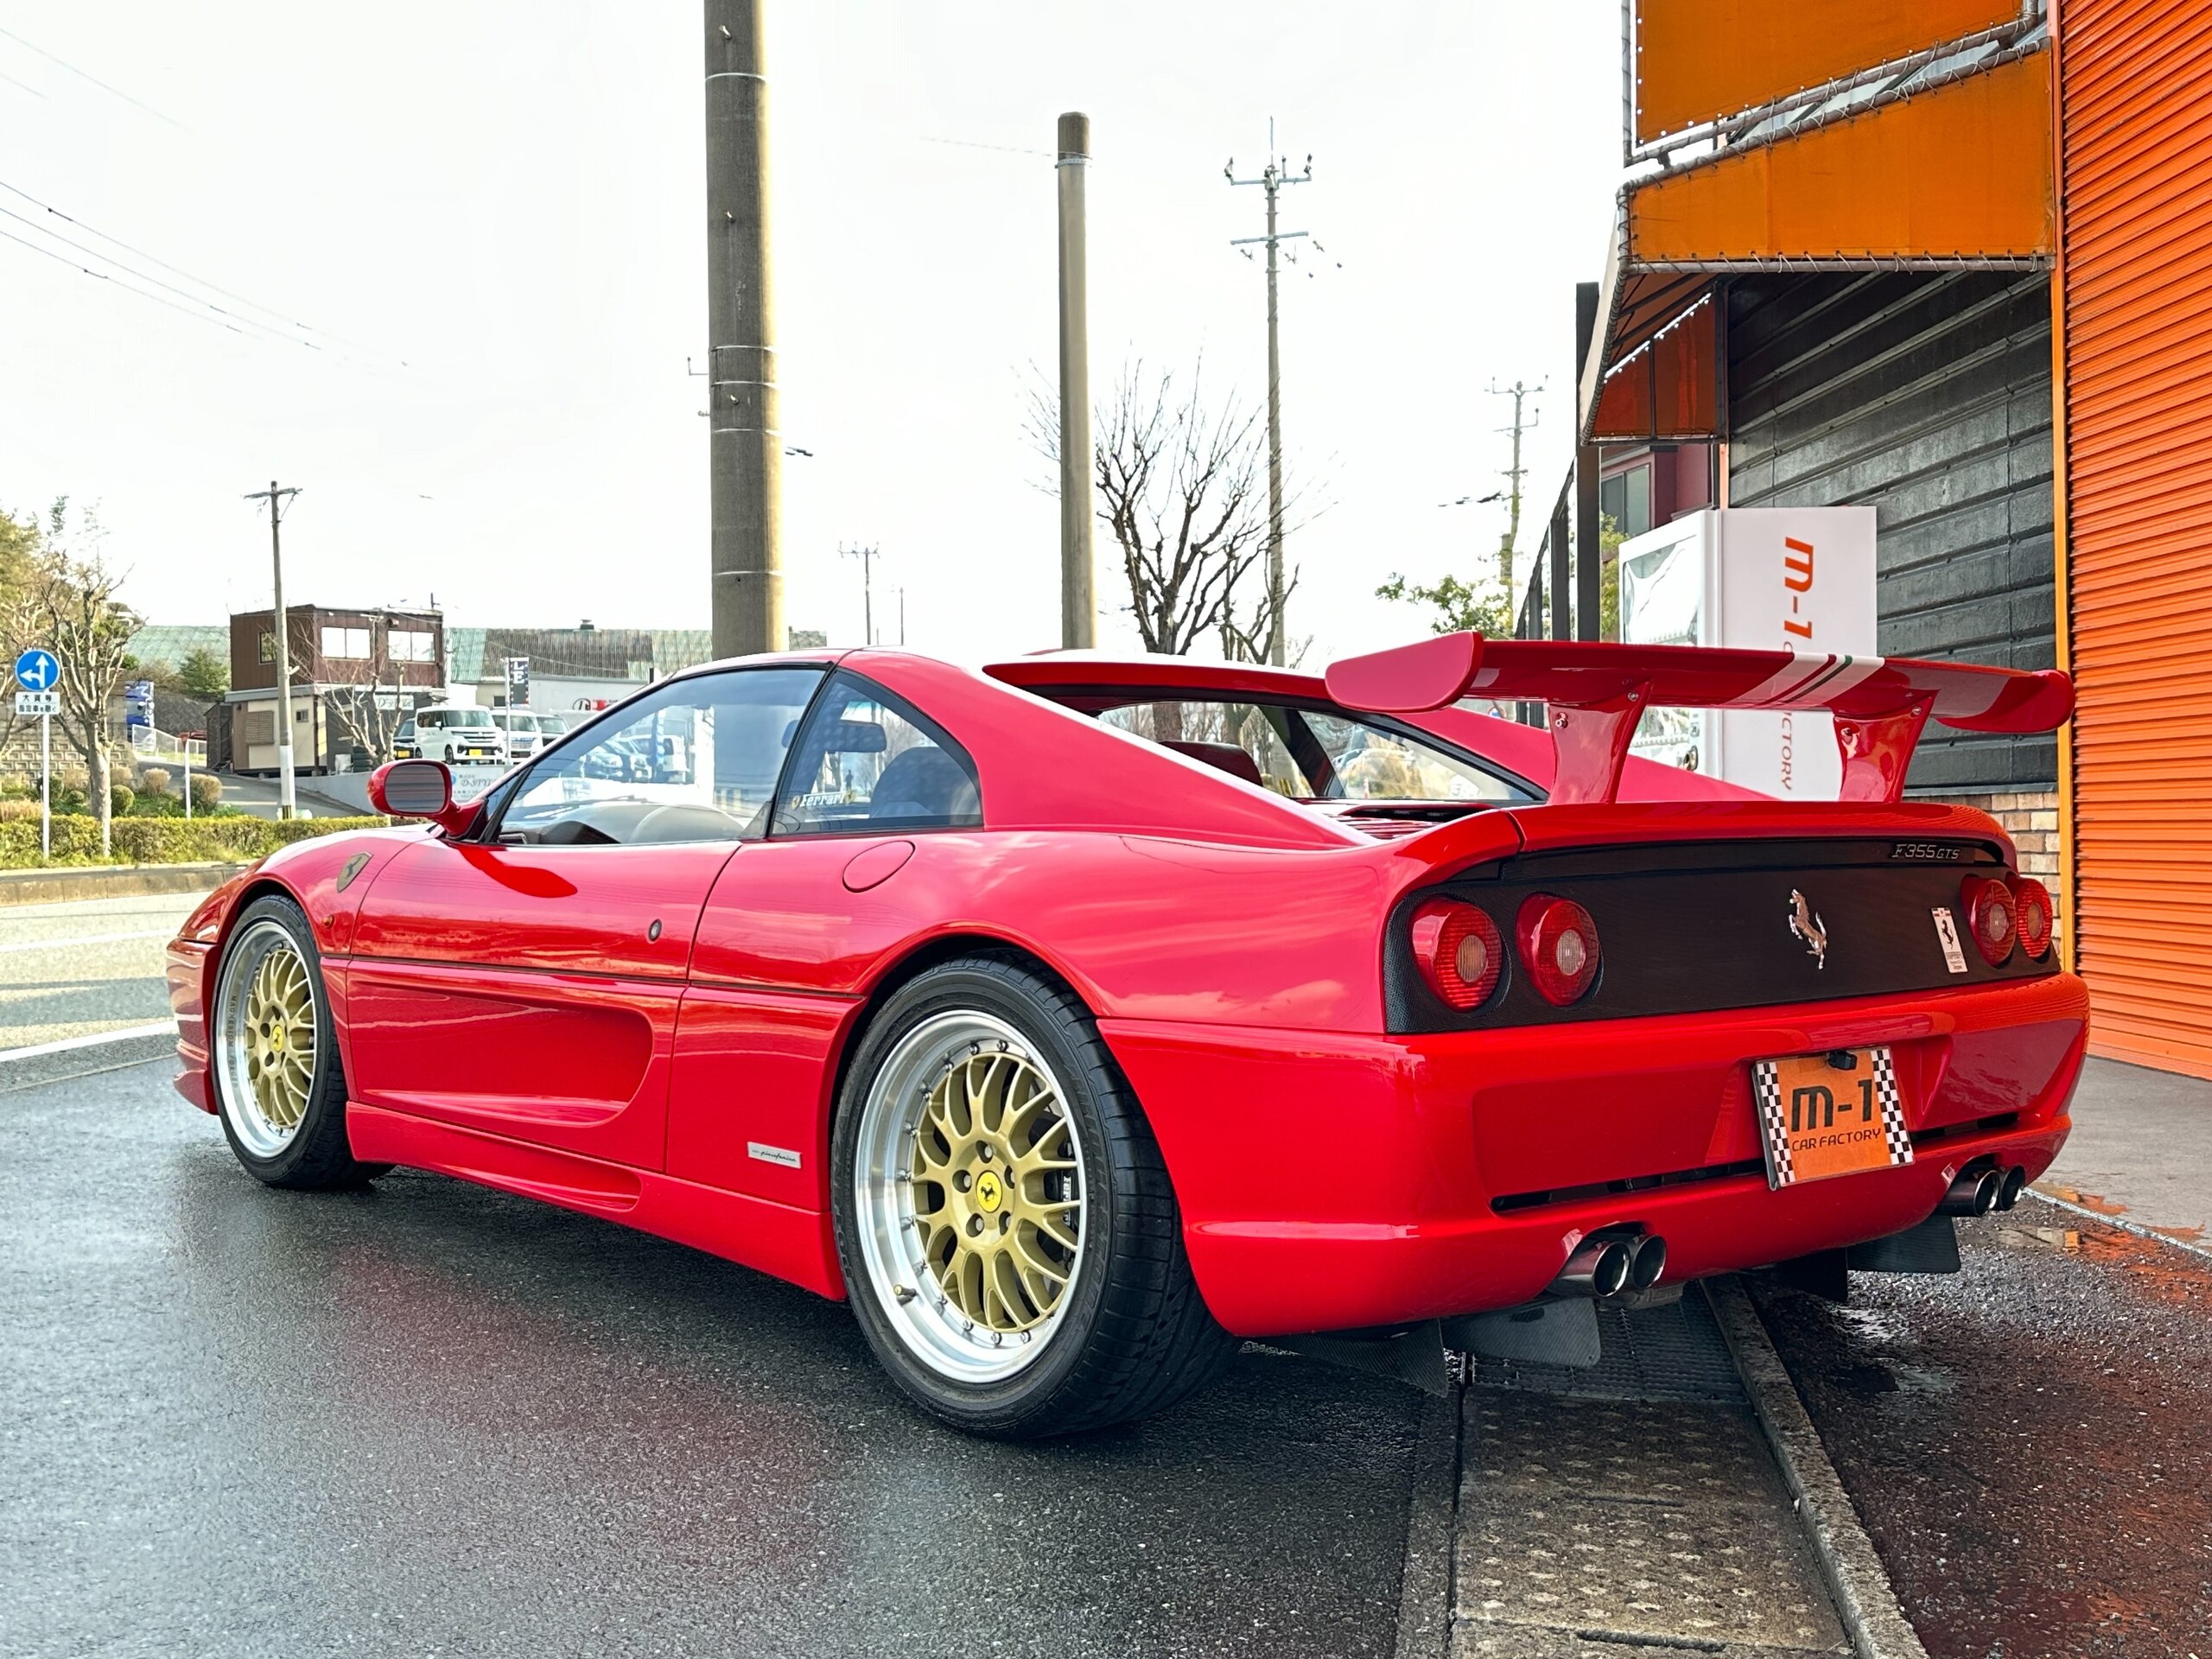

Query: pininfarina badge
[{"left": 1789, "top": 888, "right": 1828, "bottom": 969}]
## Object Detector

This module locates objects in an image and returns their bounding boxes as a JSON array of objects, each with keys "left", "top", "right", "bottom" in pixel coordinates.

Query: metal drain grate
[{"left": 1459, "top": 1290, "right": 1745, "bottom": 1403}]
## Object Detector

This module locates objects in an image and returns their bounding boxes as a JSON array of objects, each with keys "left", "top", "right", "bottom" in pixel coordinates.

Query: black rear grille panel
[{"left": 1389, "top": 837, "right": 2057, "bottom": 1033}]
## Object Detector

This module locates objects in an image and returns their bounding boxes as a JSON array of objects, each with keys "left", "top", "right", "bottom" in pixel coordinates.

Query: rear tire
[
  {"left": 832, "top": 954, "right": 1235, "bottom": 1439},
  {"left": 211, "top": 894, "right": 385, "bottom": 1191}
]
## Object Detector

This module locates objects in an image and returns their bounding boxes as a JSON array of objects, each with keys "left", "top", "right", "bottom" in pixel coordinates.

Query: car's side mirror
[{"left": 367, "top": 759, "right": 478, "bottom": 836}]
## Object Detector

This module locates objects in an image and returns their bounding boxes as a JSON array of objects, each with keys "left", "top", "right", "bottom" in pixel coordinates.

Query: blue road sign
[{"left": 14, "top": 649, "right": 58, "bottom": 692}]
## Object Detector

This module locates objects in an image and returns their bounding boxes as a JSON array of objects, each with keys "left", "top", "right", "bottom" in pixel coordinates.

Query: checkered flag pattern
[
  {"left": 1870, "top": 1047, "right": 1913, "bottom": 1167},
  {"left": 1752, "top": 1061, "right": 1795, "bottom": 1188},
  {"left": 1752, "top": 1046, "right": 1913, "bottom": 1191}
]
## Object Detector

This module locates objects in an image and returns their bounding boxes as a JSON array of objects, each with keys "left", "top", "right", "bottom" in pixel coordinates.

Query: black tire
[
  {"left": 831, "top": 953, "right": 1236, "bottom": 1439},
  {"left": 210, "top": 893, "right": 386, "bottom": 1191}
]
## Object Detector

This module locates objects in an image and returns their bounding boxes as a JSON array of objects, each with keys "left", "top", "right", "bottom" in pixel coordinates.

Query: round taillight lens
[
  {"left": 1516, "top": 894, "right": 1601, "bottom": 1006},
  {"left": 2010, "top": 875, "right": 2054, "bottom": 960},
  {"left": 1962, "top": 874, "right": 2015, "bottom": 965},
  {"left": 1408, "top": 899, "right": 1503, "bottom": 1010}
]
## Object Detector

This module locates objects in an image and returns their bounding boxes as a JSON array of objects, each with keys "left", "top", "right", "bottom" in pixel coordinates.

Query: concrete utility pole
[
  {"left": 1489, "top": 381, "right": 1541, "bottom": 619},
  {"left": 704, "top": 0, "right": 782, "bottom": 658},
  {"left": 1228, "top": 124, "right": 1313, "bottom": 666},
  {"left": 841, "top": 543, "right": 880, "bottom": 645},
  {"left": 1057, "top": 111, "right": 1096, "bottom": 651},
  {"left": 242, "top": 481, "right": 302, "bottom": 818}
]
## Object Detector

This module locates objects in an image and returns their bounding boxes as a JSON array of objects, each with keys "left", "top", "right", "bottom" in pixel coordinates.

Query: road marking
[
  {"left": 0, "top": 928, "right": 174, "bottom": 953},
  {"left": 0, "top": 1020, "right": 176, "bottom": 1063}
]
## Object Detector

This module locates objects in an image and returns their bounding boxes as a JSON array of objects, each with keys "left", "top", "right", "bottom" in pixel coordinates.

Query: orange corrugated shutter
[{"left": 2059, "top": 0, "right": 2212, "bottom": 1077}]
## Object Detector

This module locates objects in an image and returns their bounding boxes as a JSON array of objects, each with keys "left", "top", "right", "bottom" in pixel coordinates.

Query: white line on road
[
  {"left": 0, "top": 928, "right": 175, "bottom": 953},
  {"left": 0, "top": 1020, "right": 177, "bottom": 1063}
]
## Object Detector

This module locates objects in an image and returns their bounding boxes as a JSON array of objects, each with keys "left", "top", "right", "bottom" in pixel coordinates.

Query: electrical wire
[
  {"left": 0, "top": 23, "right": 181, "bottom": 128},
  {"left": 0, "top": 201, "right": 318, "bottom": 351},
  {"left": 0, "top": 221, "right": 258, "bottom": 339}
]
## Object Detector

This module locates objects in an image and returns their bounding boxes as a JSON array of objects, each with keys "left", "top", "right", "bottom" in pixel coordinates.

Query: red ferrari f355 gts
[{"left": 168, "top": 636, "right": 2084, "bottom": 1436}]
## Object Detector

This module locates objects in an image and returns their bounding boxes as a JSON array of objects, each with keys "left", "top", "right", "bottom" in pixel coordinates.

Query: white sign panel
[
  {"left": 1617, "top": 507, "right": 1878, "bottom": 798},
  {"left": 14, "top": 690, "right": 59, "bottom": 716}
]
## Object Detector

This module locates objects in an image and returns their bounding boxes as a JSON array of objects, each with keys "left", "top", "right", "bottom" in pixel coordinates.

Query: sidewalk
[{"left": 2039, "top": 1054, "right": 2212, "bottom": 1247}]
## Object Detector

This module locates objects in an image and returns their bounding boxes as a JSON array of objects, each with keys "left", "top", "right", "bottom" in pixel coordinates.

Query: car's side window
[
  {"left": 493, "top": 667, "right": 824, "bottom": 847},
  {"left": 772, "top": 672, "right": 982, "bottom": 836}
]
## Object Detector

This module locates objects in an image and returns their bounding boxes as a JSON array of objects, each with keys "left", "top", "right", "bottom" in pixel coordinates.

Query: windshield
[
  {"left": 446, "top": 709, "right": 495, "bottom": 729},
  {"left": 1091, "top": 697, "right": 1532, "bottom": 804}
]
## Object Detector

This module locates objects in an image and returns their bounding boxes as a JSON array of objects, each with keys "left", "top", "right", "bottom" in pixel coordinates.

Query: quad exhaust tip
[
  {"left": 1994, "top": 1165, "right": 2027, "bottom": 1211},
  {"left": 1548, "top": 1231, "right": 1666, "bottom": 1300}
]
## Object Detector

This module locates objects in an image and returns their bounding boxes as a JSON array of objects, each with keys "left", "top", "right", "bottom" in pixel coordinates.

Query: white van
[
  {"left": 395, "top": 705, "right": 507, "bottom": 766},
  {"left": 489, "top": 708, "right": 553, "bottom": 760}
]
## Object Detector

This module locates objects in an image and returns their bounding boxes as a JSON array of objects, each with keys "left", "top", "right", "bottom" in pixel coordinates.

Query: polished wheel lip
[
  {"left": 853, "top": 1010, "right": 1087, "bottom": 1384},
  {"left": 213, "top": 918, "right": 319, "bottom": 1160}
]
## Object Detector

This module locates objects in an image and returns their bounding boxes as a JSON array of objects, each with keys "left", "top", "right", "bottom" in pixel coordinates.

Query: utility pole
[
  {"left": 1489, "top": 380, "right": 1541, "bottom": 619},
  {"left": 841, "top": 543, "right": 880, "bottom": 645},
  {"left": 1228, "top": 122, "right": 1313, "bottom": 667},
  {"left": 898, "top": 586, "right": 906, "bottom": 646},
  {"left": 1057, "top": 111, "right": 1096, "bottom": 650},
  {"left": 704, "top": 1, "right": 782, "bottom": 658},
  {"left": 243, "top": 481, "right": 302, "bottom": 818},
  {"left": 1574, "top": 282, "right": 1603, "bottom": 642}
]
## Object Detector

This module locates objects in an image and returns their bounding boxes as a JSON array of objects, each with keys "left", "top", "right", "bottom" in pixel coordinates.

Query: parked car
[
  {"left": 397, "top": 704, "right": 505, "bottom": 766},
  {"left": 490, "top": 708, "right": 559, "bottom": 760},
  {"left": 166, "top": 638, "right": 2081, "bottom": 1440}
]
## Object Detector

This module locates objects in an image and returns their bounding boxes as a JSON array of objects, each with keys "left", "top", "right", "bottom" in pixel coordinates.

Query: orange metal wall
[
  {"left": 2058, "top": 0, "right": 2212, "bottom": 1077},
  {"left": 1634, "top": 0, "right": 2021, "bottom": 142}
]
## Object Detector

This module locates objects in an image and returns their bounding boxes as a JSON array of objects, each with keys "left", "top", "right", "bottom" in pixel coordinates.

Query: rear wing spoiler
[{"left": 1324, "top": 633, "right": 2074, "bottom": 806}]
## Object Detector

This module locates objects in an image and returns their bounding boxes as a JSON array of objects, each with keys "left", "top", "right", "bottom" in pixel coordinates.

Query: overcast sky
[{"left": 0, "top": 2, "right": 1621, "bottom": 667}]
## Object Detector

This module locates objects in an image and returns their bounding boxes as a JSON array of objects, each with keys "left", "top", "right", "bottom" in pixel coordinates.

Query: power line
[
  {"left": 0, "top": 202, "right": 319, "bottom": 352},
  {"left": 0, "top": 178, "right": 353, "bottom": 350},
  {"left": 0, "top": 24, "right": 181, "bottom": 128},
  {"left": 0, "top": 222, "right": 264, "bottom": 340}
]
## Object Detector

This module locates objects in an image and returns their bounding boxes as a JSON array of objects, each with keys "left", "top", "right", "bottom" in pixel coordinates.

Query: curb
[
  {"left": 1705, "top": 1276, "right": 1930, "bottom": 1659},
  {"left": 0, "top": 861, "right": 246, "bottom": 906},
  {"left": 2028, "top": 1184, "right": 2212, "bottom": 1264},
  {"left": 0, "top": 1021, "right": 178, "bottom": 1092},
  {"left": 1391, "top": 1382, "right": 1459, "bottom": 1659}
]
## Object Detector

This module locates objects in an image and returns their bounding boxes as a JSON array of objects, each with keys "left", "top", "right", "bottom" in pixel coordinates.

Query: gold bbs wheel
[
  {"left": 854, "top": 1012, "right": 1086, "bottom": 1382},
  {"left": 214, "top": 918, "right": 321, "bottom": 1160}
]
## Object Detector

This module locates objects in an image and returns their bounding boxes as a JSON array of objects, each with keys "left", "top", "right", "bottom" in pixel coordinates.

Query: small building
[{"left": 221, "top": 605, "right": 445, "bottom": 773}]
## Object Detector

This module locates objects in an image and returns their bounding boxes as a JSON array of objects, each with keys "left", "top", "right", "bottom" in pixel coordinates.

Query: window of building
[
  {"left": 390, "top": 629, "right": 435, "bottom": 664},
  {"left": 321, "top": 626, "right": 371, "bottom": 660},
  {"left": 1599, "top": 464, "right": 1654, "bottom": 539}
]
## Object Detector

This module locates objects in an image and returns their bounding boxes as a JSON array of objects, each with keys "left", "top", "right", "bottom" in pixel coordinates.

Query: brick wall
[{"left": 1936, "top": 789, "right": 2063, "bottom": 945}]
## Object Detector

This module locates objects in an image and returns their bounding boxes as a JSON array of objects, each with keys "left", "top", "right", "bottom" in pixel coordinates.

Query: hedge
[{"left": 0, "top": 813, "right": 390, "bottom": 868}]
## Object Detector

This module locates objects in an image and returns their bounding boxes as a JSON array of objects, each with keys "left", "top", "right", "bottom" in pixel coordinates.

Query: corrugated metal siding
[
  {"left": 2058, "top": 0, "right": 2212, "bottom": 1078},
  {"left": 1726, "top": 270, "right": 2056, "bottom": 794}
]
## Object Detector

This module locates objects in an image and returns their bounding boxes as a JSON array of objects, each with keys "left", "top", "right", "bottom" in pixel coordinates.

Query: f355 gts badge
[{"left": 1789, "top": 888, "right": 1828, "bottom": 969}]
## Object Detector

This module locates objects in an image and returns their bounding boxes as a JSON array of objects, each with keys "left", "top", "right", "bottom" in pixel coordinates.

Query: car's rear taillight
[
  {"left": 1408, "top": 899, "right": 1503, "bottom": 1010},
  {"left": 2009, "top": 875, "right": 2055, "bottom": 960},
  {"left": 1961, "top": 874, "right": 2016, "bottom": 966},
  {"left": 1516, "top": 894, "right": 1600, "bottom": 1006}
]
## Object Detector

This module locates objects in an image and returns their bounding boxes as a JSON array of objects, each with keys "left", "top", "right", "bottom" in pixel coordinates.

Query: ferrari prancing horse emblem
[{"left": 1789, "top": 888, "right": 1828, "bottom": 969}]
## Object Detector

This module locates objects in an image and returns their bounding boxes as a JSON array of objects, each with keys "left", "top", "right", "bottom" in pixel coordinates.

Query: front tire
[
  {"left": 211, "top": 894, "right": 385, "bottom": 1190},
  {"left": 832, "top": 954, "right": 1234, "bottom": 1438}
]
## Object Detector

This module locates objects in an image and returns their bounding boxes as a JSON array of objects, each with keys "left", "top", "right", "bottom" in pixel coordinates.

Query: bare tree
[
  {"left": 1029, "top": 359, "right": 1304, "bottom": 659},
  {"left": 9, "top": 512, "right": 137, "bottom": 854},
  {"left": 326, "top": 636, "right": 410, "bottom": 766}
]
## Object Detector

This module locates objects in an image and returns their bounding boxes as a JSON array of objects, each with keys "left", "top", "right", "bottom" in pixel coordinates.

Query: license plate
[{"left": 1751, "top": 1046, "right": 1912, "bottom": 1190}]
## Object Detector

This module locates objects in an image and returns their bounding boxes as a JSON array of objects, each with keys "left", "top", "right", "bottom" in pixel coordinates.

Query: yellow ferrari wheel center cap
[{"left": 973, "top": 1168, "right": 1003, "bottom": 1212}]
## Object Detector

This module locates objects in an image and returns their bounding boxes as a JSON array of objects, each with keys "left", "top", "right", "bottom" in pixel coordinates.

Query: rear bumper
[{"left": 1101, "top": 971, "right": 2088, "bottom": 1338}]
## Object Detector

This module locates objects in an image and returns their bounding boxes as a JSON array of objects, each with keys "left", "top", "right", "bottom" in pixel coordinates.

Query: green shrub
[
  {"left": 109, "top": 783, "right": 134, "bottom": 819},
  {"left": 188, "top": 772, "right": 222, "bottom": 810},
  {"left": 0, "top": 812, "right": 391, "bottom": 868},
  {"left": 0, "top": 774, "right": 31, "bottom": 801}
]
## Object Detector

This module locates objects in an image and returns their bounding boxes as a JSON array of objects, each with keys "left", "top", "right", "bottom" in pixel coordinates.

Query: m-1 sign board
[{"left": 1617, "top": 507, "right": 1879, "bottom": 800}]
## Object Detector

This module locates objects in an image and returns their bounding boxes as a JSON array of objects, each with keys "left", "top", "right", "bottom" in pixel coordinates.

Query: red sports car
[{"left": 166, "top": 636, "right": 2084, "bottom": 1436}]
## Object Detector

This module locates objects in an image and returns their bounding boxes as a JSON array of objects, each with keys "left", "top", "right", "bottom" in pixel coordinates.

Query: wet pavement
[
  {"left": 2, "top": 1061, "right": 1421, "bottom": 1659},
  {"left": 1751, "top": 1193, "right": 2212, "bottom": 1659},
  {"left": 0, "top": 891, "right": 200, "bottom": 1050}
]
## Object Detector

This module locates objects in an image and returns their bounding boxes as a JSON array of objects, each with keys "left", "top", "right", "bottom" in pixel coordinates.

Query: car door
[
  {"left": 667, "top": 670, "right": 985, "bottom": 1208},
  {"left": 346, "top": 665, "right": 826, "bottom": 1169}
]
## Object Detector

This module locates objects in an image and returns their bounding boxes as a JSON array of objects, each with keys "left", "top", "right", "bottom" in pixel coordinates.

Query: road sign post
[{"left": 15, "top": 650, "right": 60, "bottom": 864}]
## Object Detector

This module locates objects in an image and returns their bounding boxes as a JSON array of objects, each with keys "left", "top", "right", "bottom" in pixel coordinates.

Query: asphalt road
[
  {"left": 0, "top": 890, "right": 200, "bottom": 1050},
  {"left": 1, "top": 1061, "right": 1423, "bottom": 1659}
]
